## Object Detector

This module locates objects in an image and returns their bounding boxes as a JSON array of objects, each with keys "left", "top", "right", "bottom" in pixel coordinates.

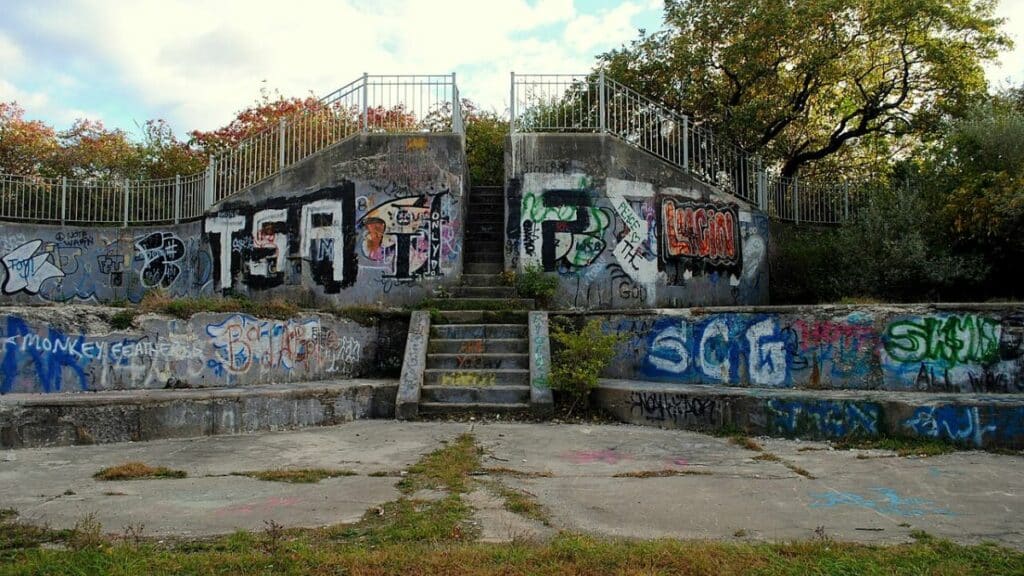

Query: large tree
[{"left": 599, "top": 0, "right": 1010, "bottom": 177}]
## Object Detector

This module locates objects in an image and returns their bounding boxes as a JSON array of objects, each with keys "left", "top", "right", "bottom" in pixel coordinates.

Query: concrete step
[
  {"left": 427, "top": 353, "right": 529, "bottom": 370},
  {"left": 433, "top": 310, "right": 529, "bottom": 324},
  {"left": 464, "top": 251, "right": 506, "bottom": 264},
  {"left": 0, "top": 380, "right": 398, "bottom": 449},
  {"left": 418, "top": 402, "right": 532, "bottom": 416},
  {"left": 464, "top": 240, "right": 503, "bottom": 252},
  {"left": 424, "top": 369, "right": 530, "bottom": 387},
  {"left": 595, "top": 379, "right": 1024, "bottom": 450},
  {"left": 464, "top": 262, "right": 502, "bottom": 274},
  {"left": 452, "top": 286, "right": 516, "bottom": 298},
  {"left": 460, "top": 274, "right": 505, "bottom": 287},
  {"left": 428, "top": 338, "right": 528, "bottom": 354},
  {"left": 468, "top": 204, "right": 504, "bottom": 214},
  {"left": 431, "top": 323, "right": 528, "bottom": 339},
  {"left": 420, "top": 385, "right": 530, "bottom": 404},
  {"left": 429, "top": 298, "right": 535, "bottom": 310}
]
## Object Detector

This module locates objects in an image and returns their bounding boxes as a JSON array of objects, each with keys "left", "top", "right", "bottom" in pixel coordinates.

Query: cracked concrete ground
[{"left": 1, "top": 421, "right": 1022, "bottom": 548}]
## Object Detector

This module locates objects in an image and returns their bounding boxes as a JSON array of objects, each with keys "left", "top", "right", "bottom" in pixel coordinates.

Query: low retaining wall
[
  {"left": 0, "top": 305, "right": 408, "bottom": 394},
  {"left": 0, "top": 379, "right": 397, "bottom": 448},
  {"left": 567, "top": 304, "right": 1024, "bottom": 394},
  {"left": 597, "top": 380, "right": 1024, "bottom": 449}
]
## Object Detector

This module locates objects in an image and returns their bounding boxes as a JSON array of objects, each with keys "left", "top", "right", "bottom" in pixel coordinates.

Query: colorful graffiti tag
[
  {"left": 661, "top": 199, "right": 740, "bottom": 268},
  {"left": 605, "top": 310, "right": 1022, "bottom": 393},
  {"left": 0, "top": 313, "right": 373, "bottom": 394},
  {"left": 0, "top": 225, "right": 212, "bottom": 303}
]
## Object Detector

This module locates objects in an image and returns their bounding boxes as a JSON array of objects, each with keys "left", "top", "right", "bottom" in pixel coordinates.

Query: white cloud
[
  {"left": 0, "top": 0, "right": 652, "bottom": 132},
  {"left": 987, "top": 0, "right": 1024, "bottom": 86}
]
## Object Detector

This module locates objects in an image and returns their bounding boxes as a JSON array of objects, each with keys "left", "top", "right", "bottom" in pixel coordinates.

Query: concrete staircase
[{"left": 419, "top": 185, "right": 536, "bottom": 416}]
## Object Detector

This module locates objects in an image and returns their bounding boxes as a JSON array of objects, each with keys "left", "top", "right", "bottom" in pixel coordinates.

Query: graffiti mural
[
  {"left": 600, "top": 308, "right": 1023, "bottom": 393},
  {"left": 507, "top": 172, "right": 769, "bottom": 309},
  {"left": 881, "top": 314, "right": 1024, "bottom": 392},
  {"left": 0, "top": 312, "right": 378, "bottom": 394},
  {"left": 767, "top": 399, "right": 879, "bottom": 438},
  {"left": 0, "top": 223, "right": 212, "bottom": 304},
  {"left": 520, "top": 174, "right": 610, "bottom": 272},
  {"left": 357, "top": 190, "right": 453, "bottom": 283},
  {"left": 661, "top": 199, "right": 740, "bottom": 268}
]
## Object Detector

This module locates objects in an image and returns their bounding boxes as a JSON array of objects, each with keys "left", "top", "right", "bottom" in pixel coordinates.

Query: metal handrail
[
  {"left": 0, "top": 73, "right": 462, "bottom": 226},
  {"left": 510, "top": 71, "right": 851, "bottom": 224}
]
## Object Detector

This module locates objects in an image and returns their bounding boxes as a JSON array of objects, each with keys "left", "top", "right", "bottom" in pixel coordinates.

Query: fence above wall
[
  {"left": 0, "top": 73, "right": 464, "bottom": 227},
  {"left": 510, "top": 71, "right": 854, "bottom": 225}
]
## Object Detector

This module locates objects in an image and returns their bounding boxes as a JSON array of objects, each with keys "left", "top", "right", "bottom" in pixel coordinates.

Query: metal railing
[
  {"left": 0, "top": 73, "right": 463, "bottom": 226},
  {"left": 510, "top": 71, "right": 850, "bottom": 224}
]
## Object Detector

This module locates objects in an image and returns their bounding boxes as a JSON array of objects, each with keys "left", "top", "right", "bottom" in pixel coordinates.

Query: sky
[{"left": 0, "top": 0, "right": 1022, "bottom": 140}]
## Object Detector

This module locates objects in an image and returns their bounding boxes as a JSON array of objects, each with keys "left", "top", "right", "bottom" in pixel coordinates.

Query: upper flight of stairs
[{"left": 419, "top": 185, "right": 535, "bottom": 416}]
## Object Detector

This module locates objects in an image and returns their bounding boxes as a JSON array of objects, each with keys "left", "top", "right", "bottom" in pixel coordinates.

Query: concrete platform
[
  {"left": 1, "top": 421, "right": 1022, "bottom": 548},
  {"left": 596, "top": 379, "right": 1024, "bottom": 449},
  {"left": 0, "top": 379, "right": 397, "bottom": 449}
]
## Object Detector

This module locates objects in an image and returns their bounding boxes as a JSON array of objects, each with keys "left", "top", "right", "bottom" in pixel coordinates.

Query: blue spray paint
[{"left": 1, "top": 316, "right": 92, "bottom": 393}]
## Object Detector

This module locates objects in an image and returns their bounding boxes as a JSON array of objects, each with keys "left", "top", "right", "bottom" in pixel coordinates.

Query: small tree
[{"left": 550, "top": 319, "right": 626, "bottom": 415}]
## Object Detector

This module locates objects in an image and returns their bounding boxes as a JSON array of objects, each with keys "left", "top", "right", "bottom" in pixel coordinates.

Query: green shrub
[
  {"left": 550, "top": 319, "right": 626, "bottom": 414},
  {"left": 515, "top": 264, "right": 558, "bottom": 305},
  {"left": 109, "top": 310, "right": 137, "bottom": 330}
]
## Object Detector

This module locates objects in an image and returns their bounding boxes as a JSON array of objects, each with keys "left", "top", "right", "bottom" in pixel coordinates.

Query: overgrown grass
[
  {"left": 4, "top": 529, "right": 1023, "bottom": 575},
  {"left": 93, "top": 462, "right": 187, "bottom": 481},
  {"left": 233, "top": 468, "right": 357, "bottom": 484},
  {"left": 480, "top": 480, "right": 551, "bottom": 525},
  {"left": 613, "top": 469, "right": 713, "bottom": 478},
  {"left": 398, "top": 433, "right": 482, "bottom": 495},
  {"left": 140, "top": 292, "right": 300, "bottom": 320},
  {"left": 832, "top": 436, "right": 961, "bottom": 457}
]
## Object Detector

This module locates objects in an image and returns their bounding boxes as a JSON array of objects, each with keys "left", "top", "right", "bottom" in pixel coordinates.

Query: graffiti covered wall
[
  {"left": 206, "top": 134, "right": 465, "bottom": 307},
  {"left": 506, "top": 134, "right": 769, "bottom": 308},
  {"left": 0, "top": 221, "right": 213, "bottom": 305},
  {"left": 0, "top": 306, "right": 407, "bottom": 394},
  {"left": 591, "top": 305, "right": 1024, "bottom": 393}
]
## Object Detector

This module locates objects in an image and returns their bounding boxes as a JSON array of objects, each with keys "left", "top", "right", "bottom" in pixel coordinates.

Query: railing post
[
  {"left": 122, "top": 179, "right": 130, "bottom": 227},
  {"left": 278, "top": 118, "right": 286, "bottom": 172},
  {"left": 361, "top": 72, "right": 369, "bottom": 133},
  {"left": 793, "top": 175, "right": 800, "bottom": 225},
  {"left": 174, "top": 174, "right": 181, "bottom": 224},
  {"left": 60, "top": 176, "right": 67, "bottom": 225},
  {"left": 509, "top": 72, "right": 516, "bottom": 135},
  {"left": 843, "top": 181, "right": 850, "bottom": 222},
  {"left": 598, "top": 69, "right": 606, "bottom": 132},
  {"left": 452, "top": 72, "right": 463, "bottom": 135},
  {"left": 682, "top": 116, "right": 690, "bottom": 172},
  {"left": 755, "top": 156, "right": 765, "bottom": 211},
  {"left": 205, "top": 159, "right": 216, "bottom": 209}
]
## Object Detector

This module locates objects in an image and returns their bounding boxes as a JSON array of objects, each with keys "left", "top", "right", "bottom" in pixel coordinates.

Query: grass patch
[
  {"left": 729, "top": 435, "right": 764, "bottom": 452},
  {"left": 108, "top": 309, "right": 137, "bottom": 329},
  {"left": 398, "top": 434, "right": 482, "bottom": 495},
  {"left": 139, "top": 292, "right": 299, "bottom": 320},
  {"left": 93, "top": 462, "right": 187, "bottom": 481},
  {"left": 233, "top": 468, "right": 357, "bottom": 484},
  {"left": 752, "top": 453, "right": 781, "bottom": 462},
  {"left": 480, "top": 480, "right": 551, "bottom": 525},
  {"left": 4, "top": 530, "right": 1024, "bottom": 575},
  {"left": 613, "top": 469, "right": 713, "bottom": 478},
  {"left": 783, "top": 462, "right": 816, "bottom": 479},
  {"left": 832, "top": 436, "right": 961, "bottom": 457},
  {"left": 479, "top": 467, "right": 554, "bottom": 478}
]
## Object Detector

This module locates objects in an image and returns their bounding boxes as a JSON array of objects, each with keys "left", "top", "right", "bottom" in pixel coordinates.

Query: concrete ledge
[
  {"left": 0, "top": 379, "right": 397, "bottom": 449},
  {"left": 528, "top": 311, "right": 553, "bottom": 416},
  {"left": 596, "top": 379, "right": 1024, "bottom": 450},
  {"left": 396, "top": 311, "right": 430, "bottom": 420}
]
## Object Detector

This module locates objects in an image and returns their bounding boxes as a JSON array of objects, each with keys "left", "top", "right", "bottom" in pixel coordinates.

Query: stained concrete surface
[{"left": 2, "top": 421, "right": 1022, "bottom": 548}]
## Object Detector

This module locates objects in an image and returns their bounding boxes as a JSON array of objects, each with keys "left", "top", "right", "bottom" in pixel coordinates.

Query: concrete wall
[
  {"left": 505, "top": 134, "right": 769, "bottom": 309},
  {"left": 206, "top": 134, "right": 466, "bottom": 307},
  {"left": 0, "top": 305, "right": 408, "bottom": 394},
  {"left": 0, "top": 221, "right": 212, "bottom": 305},
  {"left": 569, "top": 304, "right": 1024, "bottom": 393},
  {"left": 0, "top": 134, "right": 466, "bottom": 309}
]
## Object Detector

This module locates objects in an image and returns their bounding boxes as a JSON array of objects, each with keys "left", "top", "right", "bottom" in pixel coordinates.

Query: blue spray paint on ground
[{"left": 810, "top": 487, "right": 955, "bottom": 517}]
